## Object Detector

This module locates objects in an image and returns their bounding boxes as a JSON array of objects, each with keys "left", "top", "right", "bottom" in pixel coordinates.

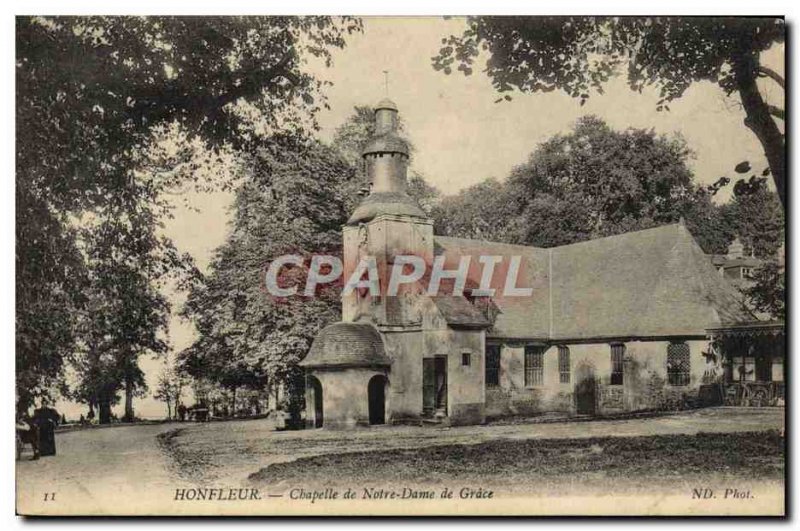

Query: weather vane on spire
[{"left": 383, "top": 70, "right": 389, "bottom": 97}]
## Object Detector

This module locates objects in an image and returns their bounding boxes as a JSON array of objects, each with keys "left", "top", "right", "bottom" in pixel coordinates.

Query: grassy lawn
[{"left": 249, "top": 430, "right": 784, "bottom": 495}]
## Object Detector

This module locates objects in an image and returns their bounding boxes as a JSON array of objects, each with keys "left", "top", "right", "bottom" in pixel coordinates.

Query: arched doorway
[
  {"left": 309, "top": 376, "right": 323, "bottom": 428},
  {"left": 574, "top": 363, "right": 597, "bottom": 415},
  {"left": 368, "top": 375, "right": 387, "bottom": 425}
]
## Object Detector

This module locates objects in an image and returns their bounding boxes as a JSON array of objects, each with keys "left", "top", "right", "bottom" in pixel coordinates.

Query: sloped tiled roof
[
  {"left": 434, "top": 223, "right": 754, "bottom": 341},
  {"left": 549, "top": 223, "right": 752, "bottom": 340},
  {"left": 301, "top": 322, "right": 390, "bottom": 368},
  {"left": 431, "top": 296, "right": 492, "bottom": 328},
  {"left": 434, "top": 236, "right": 551, "bottom": 339}
]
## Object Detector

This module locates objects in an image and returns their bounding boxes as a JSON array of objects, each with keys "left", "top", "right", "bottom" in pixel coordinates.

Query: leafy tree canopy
[
  {"left": 178, "top": 139, "right": 353, "bottom": 415},
  {"left": 434, "top": 115, "right": 728, "bottom": 251},
  {"left": 433, "top": 16, "right": 785, "bottom": 206},
  {"left": 16, "top": 15, "right": 361, "bottom": 410}
]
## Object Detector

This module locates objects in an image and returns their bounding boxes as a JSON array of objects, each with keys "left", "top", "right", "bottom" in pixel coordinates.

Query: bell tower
[{"left": 342, "top": 99, "right": 433, "bottom": 325}]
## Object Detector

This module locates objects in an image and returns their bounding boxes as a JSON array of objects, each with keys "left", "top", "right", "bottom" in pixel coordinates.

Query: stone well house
[{"left": 299, "top": 99, "right": 783, "bottom": 429}]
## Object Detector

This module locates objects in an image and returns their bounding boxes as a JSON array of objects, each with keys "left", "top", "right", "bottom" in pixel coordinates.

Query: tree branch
[
  {"left": 758, "top": 66, "right": 785, "bottom": 89},
  {"left": 128, "top": 49, "right": 299, "bottom": 126},
  {"left": 215, "top": 50, "right": 298, "bottom": 109},
  {"left": 736, "top": 56, "right": 786, "bottom": 208},
  {"left": 767, "top": 105, "right": 785, "bottom": 121}
]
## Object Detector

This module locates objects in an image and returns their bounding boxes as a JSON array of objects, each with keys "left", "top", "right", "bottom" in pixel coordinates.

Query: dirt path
[
  {"left": 162, "top": 407, "right": 784, "bottom": 486},
  {"left": 16, "top": 422, "right": 186, "bottom": 515},
  {"left": 15, "top": 408, "right": 784, "bottom": 516}
]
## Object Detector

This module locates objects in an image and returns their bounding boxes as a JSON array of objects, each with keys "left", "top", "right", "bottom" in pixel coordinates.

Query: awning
[{"left": 706, "top": 320, "right": 785, "bottom": 338}]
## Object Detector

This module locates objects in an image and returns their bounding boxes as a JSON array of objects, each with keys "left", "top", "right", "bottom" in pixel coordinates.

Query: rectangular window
[
  {"left": 667, "top": 342, "right": 691, "bottom": 386},
  {"left": 524, "top": 346, "right": 545, "bottom": 387},
  {"left": 772, "top": 359, "right": 784, "bottom": 382},
  {"left": 485, "top": 345, "right": 500, "bottom": 387},
  {"left": 558, "top": 346, "right": 570, "bottom": 384},
  {"left": 462, "top": 352, "right": 471, "bottom": 367},
  {"left": 610, "top": 344, "right": 625, "bottom": 386}
]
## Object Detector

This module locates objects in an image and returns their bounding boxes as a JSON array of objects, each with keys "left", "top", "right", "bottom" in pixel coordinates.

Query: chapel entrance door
[
  {"left": 309, "top": 376, "right": 323, "bottom": 428},
  {"left": 422, "top": 356, "right": 448, "bottom": 417},
  {"left": 368, "top": 375, "right": 387, "bottom": 425},
  {"left": 575, "top": 364, "right": 597, "bottom": 415}
]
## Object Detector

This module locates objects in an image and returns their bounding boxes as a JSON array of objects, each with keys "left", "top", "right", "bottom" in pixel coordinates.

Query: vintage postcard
[{"left": 15, "top": 14, "right": 786, "bottom": 516}]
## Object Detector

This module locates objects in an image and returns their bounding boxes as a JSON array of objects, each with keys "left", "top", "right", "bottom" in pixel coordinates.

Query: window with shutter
[
  {"left": 610, "top": 344, "right": 625, "bottom": 385},
  {"left": 558, "top": 346, "right": 570, "bottom": 384}
]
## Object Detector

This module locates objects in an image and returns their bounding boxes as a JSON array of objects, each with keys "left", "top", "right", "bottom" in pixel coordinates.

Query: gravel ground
[
  {"left": 16, "top": 422, "right": 185, "bottom": 515},
  {"left": 15, "top": 407, "right": 784, "bottom": 515},
  {"left": 252, "top": 430, "right": 785, "bottom": 496},
  {"left": 159, "top": 407, "right": 784, "bottom": 486}
]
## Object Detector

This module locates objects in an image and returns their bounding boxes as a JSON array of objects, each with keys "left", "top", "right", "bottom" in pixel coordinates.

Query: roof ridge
[
  {"left": 550, "top": 222, "right": 682, "bottom": 251},
  {"left": 434, "top": 235, "right": 546, "bottom": 251},
  {"left": 435, "top": 222, "right": 683, "bottom": 254}
]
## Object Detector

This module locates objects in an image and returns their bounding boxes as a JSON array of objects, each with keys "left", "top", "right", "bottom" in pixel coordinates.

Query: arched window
[{"left": 667, "top": 342, "right": 691, "bottom": 386}]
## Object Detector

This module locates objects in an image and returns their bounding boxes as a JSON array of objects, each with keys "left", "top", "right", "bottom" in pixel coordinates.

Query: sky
[{"left": 56, "top": 16, "right": 785, "bottom": 420}]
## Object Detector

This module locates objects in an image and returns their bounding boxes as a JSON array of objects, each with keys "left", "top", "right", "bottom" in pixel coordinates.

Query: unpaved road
[
  {"left": 16, "top": 407, "right": 784, "bottom": 516},
  {"left": 16, "top": 422, "right": 185, "bottom": 515},
  {"left": 162, "top": 407, "right": 785, "bottom": 485}
]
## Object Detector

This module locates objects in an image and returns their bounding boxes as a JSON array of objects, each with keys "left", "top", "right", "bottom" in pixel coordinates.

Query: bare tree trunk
[
  {"left": 99, "top": 398, "right": 112, "bottom": 424},
  {"left": 736, "top": 54, "right": 785, "bottom": 208},
  {"left": 124, "top": 376, "right": 135, "bottom": 422}
]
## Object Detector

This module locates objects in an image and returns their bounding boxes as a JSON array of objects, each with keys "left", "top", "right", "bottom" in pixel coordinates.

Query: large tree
[
  {"left": 179, "top": 140, "right": 353, "bottom": 420},
  {"left": 180, "top": 101, "right": 442, "bottom": 418},
  {"left": 434, "top": 116, "right": 728, "bottom": 251},
  {"left": 16, "top": 16, "right": 360, "bottom": 410},
  {"left": 433, "top": 16, "right": 786, "bottom": 206},
  {"left": 729, "top": 177, "right": 784, "bottom": 258},
  {"left": 72, "top": 207, "right": 173, "bottom": 423}
]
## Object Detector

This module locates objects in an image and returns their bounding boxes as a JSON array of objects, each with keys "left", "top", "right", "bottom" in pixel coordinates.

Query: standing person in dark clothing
[{"left": 33, "top": 399, "right": 60, "bottom": 457}]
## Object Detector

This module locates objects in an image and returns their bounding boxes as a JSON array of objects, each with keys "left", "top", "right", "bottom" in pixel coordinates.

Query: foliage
[
  {"left": 434, "top": 116, "right": 728, "bottom": 251},
  {"left": 154, "top": 363, "right": 185, "bottom": 419},
  {"left": 16, "top": 190, "right": 87, "bottom": 410},
  {"left": 432, "top": 178, "right": 515, "bottom": 241},
  {"left": 743, "top": 259, "right": 785, "bottom": 321},
  {"left": 16, "top": 15, "right": 361, "bottom": 409},
  {"left": 433, "top": 16, "right": 786, "bottom": 205},
  {"left": 178, "top": 140, "right": 354, "bottom": 418},
  {"left": 729, "top": 177, "right": 784, "bottom": 258}
]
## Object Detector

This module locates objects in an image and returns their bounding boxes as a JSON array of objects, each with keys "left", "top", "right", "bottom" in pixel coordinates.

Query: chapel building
[{"left": 300, "top": 100, "right": 785, "bottom": 429}]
